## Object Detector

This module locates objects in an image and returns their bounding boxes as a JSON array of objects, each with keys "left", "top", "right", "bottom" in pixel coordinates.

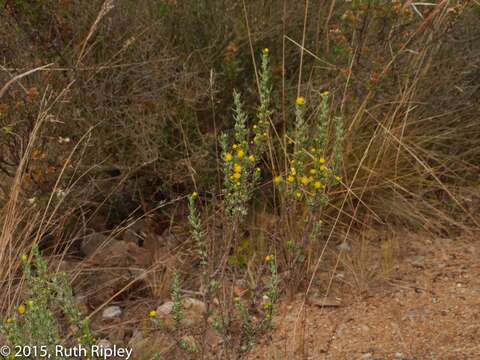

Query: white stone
[
  {"left": 97, "top": 339, "right": 111, "bottom": 348},
  {"left": 360, "top": 353, "right": 373, "bottom": 360},
  {"left": 183, "top": 298, "right": 206, "bottom": 314},
  {"left": 157, "top": 301, "right": 174, "bottom": 315},
  {"left": 102, "top": 305, "right": 122, "bottom": 320}
]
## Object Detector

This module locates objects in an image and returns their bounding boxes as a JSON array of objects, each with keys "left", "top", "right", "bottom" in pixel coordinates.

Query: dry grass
[{"left": 0, "top": 1, "right": 479, "bottom": 358}]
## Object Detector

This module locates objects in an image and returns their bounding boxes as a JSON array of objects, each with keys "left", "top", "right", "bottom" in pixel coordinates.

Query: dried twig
[{"left": 0, "top": 64, "right": 53, "bottom": 99}]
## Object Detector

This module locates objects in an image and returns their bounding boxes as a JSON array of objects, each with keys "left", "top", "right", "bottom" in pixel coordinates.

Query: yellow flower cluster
[
  {"left": 225, "top": 138, "right": 262, "bottom": 191},
  {"left": 273, "top": 154, "right": 338, "bottom": 203}
]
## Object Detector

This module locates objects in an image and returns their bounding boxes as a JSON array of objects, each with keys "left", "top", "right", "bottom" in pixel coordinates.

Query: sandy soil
[{"left": 246, "top": 234, "right": 480, "bottom": 360}]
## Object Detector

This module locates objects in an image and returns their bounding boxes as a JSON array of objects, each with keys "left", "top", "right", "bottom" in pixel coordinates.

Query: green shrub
[{"left": 0, "top": 246, "right": 95, "bottom": 359}]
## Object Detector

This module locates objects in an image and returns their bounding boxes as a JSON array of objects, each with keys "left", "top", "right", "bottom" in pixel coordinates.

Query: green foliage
[
  {"left": 221, "top": 49, "right": 273, "bottom": 219},
  {"left": 171, "top": 273, "right": 184, "bottom": 328},
  {"left": 261, "top": 256, "right": 279, "bottom": 331},
  {"left": 253, "top": 48, "right": 273, "bottom": 157},
  {"left": 234, "top": 255, "right": 279, "bottom": 352},
  {"left": 0, "top": 246, "right": 95, "bottom": 359},
  {"left": 221, "top": 91, "right": 260, "bottom": 219},
  {"left": 188, "top": 192, "right": 207, "bottom": 268}
]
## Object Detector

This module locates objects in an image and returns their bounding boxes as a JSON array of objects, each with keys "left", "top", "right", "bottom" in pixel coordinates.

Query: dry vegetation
[{"left": 0, "top": 1, "right": 479, "bottom": 359}]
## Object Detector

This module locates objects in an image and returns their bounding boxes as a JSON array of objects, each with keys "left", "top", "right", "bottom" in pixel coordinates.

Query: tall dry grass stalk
[{"left": 0, "top": 93, "right": 47, "bottom": 311}]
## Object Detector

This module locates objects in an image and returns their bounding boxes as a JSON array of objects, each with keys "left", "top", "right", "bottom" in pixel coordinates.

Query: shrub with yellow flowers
[
  {"left": 221, "top": 94, "right": 253, "bottom": 218},
  {"left": 221, "top": 49, "right": 273, "bottom": 219},
  {"left": 221, "top": 92, "right": 263, "bottom": 218},
  {"left": 1, "top": 246, "right": 95, "bottom": 357},
  {"left": 276, "top": 91, "right": 343, "bottom": 208}
]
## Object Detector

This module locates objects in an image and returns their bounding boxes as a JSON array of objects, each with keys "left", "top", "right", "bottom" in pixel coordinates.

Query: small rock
[
  {"left": 81, "top": 232, "right": 109, "bottom": 257},
  {"left": 102, "top": 305, "right": 122, "bottom": 320},
  {"left": 335, "top": 323, "right": 347, "bottom": 337},
  {"left": 408, "top": 255, "right": 425, "bottom": 268},
  {"left": 308, "top": 296, "right": 342, "bottom": 308},
  {"left": 97, "top": 339, "right": 111, "bottom": 348},
  {"left": 395, "top": 352, "right": 405, "bottom": 359},
  {"left": 359, "top": 324, "right": 370, "bottom": 333},
  {"left": 337, "top": 242, "right": 351, "bottom": 251},
  {"left": 157, "top": 301, "right": 174, "bottom": 315},
  {"left": 183, "top": 298, "right": 207, "bottom": 314},
  {"left": 128, "top": 329, "right": 144, "bottom": 347},
  {"left": 360, "top": 353, "right": 373, "bottom": 360}
]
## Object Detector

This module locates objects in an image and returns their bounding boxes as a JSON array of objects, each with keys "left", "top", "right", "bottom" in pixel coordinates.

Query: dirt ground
[{"left": 247, "top": 233, "right": 480, "bottom": 360}]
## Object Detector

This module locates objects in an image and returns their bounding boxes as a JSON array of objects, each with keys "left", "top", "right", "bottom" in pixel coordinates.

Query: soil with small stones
[{"left": 246, "top": 234, "right": 480, "bottom": 360}]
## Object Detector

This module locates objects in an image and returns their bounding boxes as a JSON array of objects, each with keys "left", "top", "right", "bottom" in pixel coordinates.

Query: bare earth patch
[{"left": 247, "top": 234, "right": 480, "bottom": 360}]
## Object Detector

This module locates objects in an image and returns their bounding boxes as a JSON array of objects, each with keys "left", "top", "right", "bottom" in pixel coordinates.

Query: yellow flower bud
[
  {"left": 273, "top": 176, "right": 282, "bottom": 185},
  {"left": 237, "top": 149, "right": 245, "bottom": 159},
  {"left": 17, "top": 304, "right": 26, "bottom": 315},
  {"left": 191, "top": 192, "right": 198, "bottom": 199},
  {"left": 225, "top": 153, "right": 233, "bottom": 162},
  {"left": 314, "top": 181, "right": 322, "bottom": 189},
  {"left": 319, "top": 157, "right": 326, "bottom": 164},
  {"left": 233, "top": 172, "right": 241, "bottom": 180},
  {"left": 296, "top": 97, "right": 306, "bottom": 106},
  {"left": 149, "top": 310, "right": 157, "bottom": 318},
  {"left": 248, "top": 155, "right": 255, "bottom": 162},
  {"left": 287, "top": 175, "right": 295, "bottom": 183},
  {"left": 309, "top": 169, "right": 316, "bottom": 175}
]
